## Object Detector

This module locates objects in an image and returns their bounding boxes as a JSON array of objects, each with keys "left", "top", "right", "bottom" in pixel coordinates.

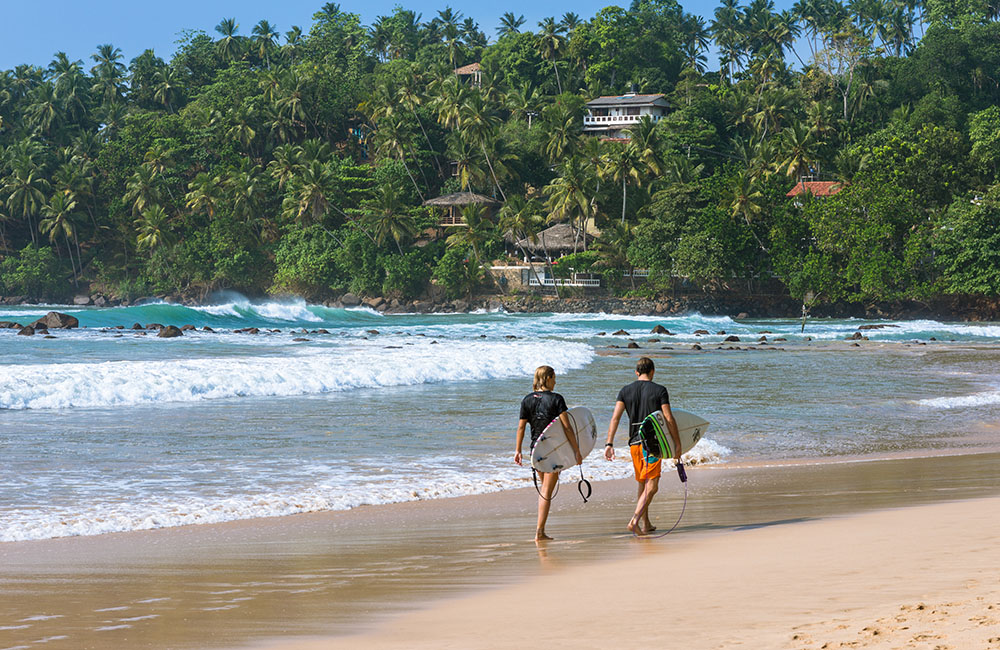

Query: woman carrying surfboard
[
  {"left": 514, "top": 366, "right": 582, "bottom": 541},
  {"left": 604, "top": 357, "right": 682, "bottom": 536}
]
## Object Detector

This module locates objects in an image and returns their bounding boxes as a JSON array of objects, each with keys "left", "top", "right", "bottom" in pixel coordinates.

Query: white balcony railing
[
  {"left": 529, "top": 277, "right": 601, "bottom": 287},
  {"left": 583, "top": 114, "right": 663, "bottom": 128}
]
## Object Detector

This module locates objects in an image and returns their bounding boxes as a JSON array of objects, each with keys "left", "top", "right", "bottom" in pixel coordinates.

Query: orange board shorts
[{"left": 630, "top": 444, "right": 661, "bottom": 482}]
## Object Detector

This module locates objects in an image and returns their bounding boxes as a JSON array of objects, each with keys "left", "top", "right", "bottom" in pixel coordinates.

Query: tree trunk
[
  {"left": 621, "top": 177, "right": 627, "bottom": 224},
  {"left": 480, "top": 141, "right": 507, "bottom": 202}
]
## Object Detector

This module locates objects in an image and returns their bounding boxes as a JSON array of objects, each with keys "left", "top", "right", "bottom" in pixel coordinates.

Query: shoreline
[
  {"left": 3, "top": 450, "right": 1000, "bottom": 650},
  {"left": 258, "top": 494, "right": 1000, "bottom": 650},
  {"left": 5, "top": 291, "right": 1000, "bottom": 323}
]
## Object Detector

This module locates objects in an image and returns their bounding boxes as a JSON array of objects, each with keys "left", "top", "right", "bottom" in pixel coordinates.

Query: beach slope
[{"left": 263, "top": 496, "right": 1000, "bottom": 650}]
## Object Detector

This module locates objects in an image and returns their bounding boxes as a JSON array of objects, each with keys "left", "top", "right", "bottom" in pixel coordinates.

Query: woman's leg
[{"left": 536, "top": 471, "right": 559, "bottom": 540}]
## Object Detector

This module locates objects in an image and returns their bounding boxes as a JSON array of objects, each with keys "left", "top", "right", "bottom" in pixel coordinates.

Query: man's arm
[
  {"left": 604, "top": 401, "right": 626, "bottom": 460},
  {"left": 661, "top": 403, "right": 682, "bottom": 462}
]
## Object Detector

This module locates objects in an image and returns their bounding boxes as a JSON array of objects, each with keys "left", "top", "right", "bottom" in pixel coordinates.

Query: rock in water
[
  {"left": 29, "top": 312, "right": 79, "bottom": 329},
  {"left": 724, "top": 335, "right": 741, "bottom": 342},
  {"left": 651, "top": 325, "right": 670, "bottom": 334},
  {"left": 17, "top": 326, "right": 35, "bottom": 336},
  {"left": 73, "top": 295, "right": 91, "bottom": 306},
  {"left": 612, "top": 329, "right": 629, "bottom": 336},
  {"left": 340, "top": 293, "right": 361, "bottom": 306},
  {"left": 157, "top": 325, "right": 183, "bottom": 338}
]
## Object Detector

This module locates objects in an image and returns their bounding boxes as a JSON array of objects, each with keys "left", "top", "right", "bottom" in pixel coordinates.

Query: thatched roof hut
[
  {"left": 515, "top": 223, "right": 594, "bottom": 255},
  {"left": 423, "top": 192, "right": 501, "bottom": 226}
]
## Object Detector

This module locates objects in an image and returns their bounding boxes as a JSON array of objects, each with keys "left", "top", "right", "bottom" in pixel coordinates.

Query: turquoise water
[{"left": 2, "top": 296, "right": 999, "bottom": 541}]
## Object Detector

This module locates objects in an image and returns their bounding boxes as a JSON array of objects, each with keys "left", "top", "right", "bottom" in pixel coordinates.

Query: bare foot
[
  {"left": 627, "top": 519, "right": 646, "bottom": 536},
  {"left": 535, "top": 531, "right": 553, "bottom": 541},
  {"left": 644, "top": 523, "right": 657, "bottom": 533}
]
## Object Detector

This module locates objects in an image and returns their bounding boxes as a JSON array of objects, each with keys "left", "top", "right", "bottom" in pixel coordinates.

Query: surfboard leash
[{"left": 633, "top": 462, "right": 688, "bottom": 539}]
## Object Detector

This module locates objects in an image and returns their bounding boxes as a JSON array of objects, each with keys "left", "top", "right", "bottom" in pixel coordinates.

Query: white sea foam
[
  {"left": 0, "top": 339, "right": 595, "bottom": 410},
  {"left": 916, "top": 390, "right": 1000, "bottom": 409},
  {"left": 0, "top": 438, "right": 729, "bottom": 541}
]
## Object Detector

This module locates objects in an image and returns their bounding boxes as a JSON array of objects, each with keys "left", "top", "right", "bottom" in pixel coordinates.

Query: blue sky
[{"left": 0, "top": 0, "right": 783, "bottom": 72}]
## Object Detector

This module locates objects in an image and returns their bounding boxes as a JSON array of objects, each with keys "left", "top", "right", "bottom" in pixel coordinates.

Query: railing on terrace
[
  {"left": 583, "top": 114, "right": 663, "bottom": 127},
  {"left": 529, "top": 277, "right": 601, "bottom": 287}
]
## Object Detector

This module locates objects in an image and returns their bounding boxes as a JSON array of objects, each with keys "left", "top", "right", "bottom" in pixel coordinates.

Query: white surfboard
[
  {"left": 640, "top": 408, "right": 710, "bottom": 459},
  {"left": 531, "top": 406, "right": 597, "bottom": 474}
]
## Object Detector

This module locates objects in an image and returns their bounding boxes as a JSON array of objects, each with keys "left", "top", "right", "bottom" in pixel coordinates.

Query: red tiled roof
[
  {"left": 454, "top": 63, "right": 481, "bottom": 74},
  {"left": 786, "top": 181, "right": 843, "bottom": 197}
]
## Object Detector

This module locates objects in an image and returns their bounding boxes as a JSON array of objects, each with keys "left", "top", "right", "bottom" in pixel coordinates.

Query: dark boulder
[
  {"left": 17, "top": 326, "right": 35, "bottom": 336},
  {"left": 691, "top": 344, "right": 702, "bottom": 350},
  {"left": 180, "top": 325, "right": 197, "bottom": 331},
  {"left": 146, "top": 323, "right": 163, "bottom": 330},
  {"left": 132, "top": 323, "right": 144, "bottom": 330},
  {"left": 366, "top": 329, "right": 380, "bottom": 335},
  {"left": 627, "top": 341, "right": 640, "bottom": 349},
  {"left": 716, "top": 330, "right": 727, "bottom": 335},
  {"left": 292, "top": 337, "right": 310, "bottom": 342},
  {"left": 693, "top": 329, "right": 709, "bottom": 335},
  {"left": 0, "top": 321, "right": 19, "bottom": 329},
  {"left": 651, "top": 325, "right": 670, "bottom": 334},
  {"left": 724, "top": 335, "right": 741, "bottom": 342},
  {"left": 203, "top": 326, "right": 214, "bottom": 332},
  {"left": 612, "top": 329, "right": 629, "bottom": 336},
  {"left": 340, "top": 293, "right": 361, "bottom": 307},
  {"left": 30, "top": 312, "right": 79, "bottom": 329},
  {"left": 157, "top": 325, "right": 183, "bottom": 338}
]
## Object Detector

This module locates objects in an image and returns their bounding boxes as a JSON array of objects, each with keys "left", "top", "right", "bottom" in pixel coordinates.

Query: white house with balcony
[{"left": 583, "top": 91, "right": 669, "bottom": 138}]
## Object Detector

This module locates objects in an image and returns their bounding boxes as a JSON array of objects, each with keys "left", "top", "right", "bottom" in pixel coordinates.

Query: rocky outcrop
[
  {"left": 29, "top": 312, "right": 79, "bottom": 329},
  {"left": 341, "top": 293, "right": 361, "bottom": 307},
  {"left": 17, "top": 326, "right": 35, "bottom": 336},
  {"left": 157, "top": 325, "right": 183, "bottom": 338}
]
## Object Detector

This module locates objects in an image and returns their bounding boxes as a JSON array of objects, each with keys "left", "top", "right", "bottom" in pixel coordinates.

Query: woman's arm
[
  {"left": 558, "top": 411, "right": 582, "bottom": 464},
  {"left": 514, "top": 419, "right": 527, "bottom": 466}
]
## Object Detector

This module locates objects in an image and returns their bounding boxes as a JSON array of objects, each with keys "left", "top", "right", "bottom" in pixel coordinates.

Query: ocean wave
[
  {"left": 0, "top": 339, "right": 595, "bottom": 410},
  {"left": 0, "top": 438, "right": 728, "bottom": 541},
  {"left": 916, "top": 390, "right": 1000, "bottom": 409}
]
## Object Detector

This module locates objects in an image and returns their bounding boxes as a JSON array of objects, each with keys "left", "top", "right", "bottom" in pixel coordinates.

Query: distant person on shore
[
  {"left": 515, "top": 365, "right": 582, "bottom": 541},
  {"left": 604, "top": 357, "right": 681, "bottom": 535}
]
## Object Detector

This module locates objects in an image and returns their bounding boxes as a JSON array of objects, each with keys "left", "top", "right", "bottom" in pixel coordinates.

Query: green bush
[
  {"left": 381, "top": 249, "right": 434, "bottom": 299},
  {"left": 0, "top": 245, "right": 67, "bottom": 299}
]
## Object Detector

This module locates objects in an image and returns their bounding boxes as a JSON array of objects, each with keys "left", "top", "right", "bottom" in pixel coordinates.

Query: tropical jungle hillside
[{"left": 1, "top": 1, "right": 999, "bottom": 306}]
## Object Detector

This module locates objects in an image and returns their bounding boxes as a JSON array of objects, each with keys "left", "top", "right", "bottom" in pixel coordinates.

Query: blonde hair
[{"left": 533, "top": 365, "right": 555, "bottom": 391}]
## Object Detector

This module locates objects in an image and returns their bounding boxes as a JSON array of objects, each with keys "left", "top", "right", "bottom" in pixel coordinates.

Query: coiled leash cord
[
  {"left": 632, "top": 461, "right": 688, "bottom": 539},
  {"left": 532, "top": 463, "right": 592, "bottom": 503}
]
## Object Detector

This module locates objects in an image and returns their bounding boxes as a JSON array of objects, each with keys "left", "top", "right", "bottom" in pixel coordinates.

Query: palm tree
[
  {"left": 545, "top": 155, "right": 597, "bottom": 252},
  {"left": 498, "top": 195, "right": 548, "bottom": 288},
  {"left": 778, "top": 121, "right": 819, "bottom": 178},
  {"left": 362, "top": 182, "right": 417, "bottom": 253},
  {"left": 600, "top": 141, "right": 641, "bottom": 224},
  {"left": 3, "top": 162, "right": 50, "bottom": 246},
  {"left": 268, "top": 144, "right": 303, "bottom": 189},
  {"left": 153, "top": 67, "right": 182, "bottom": 112},
  {"left": 252, "top": 20, "right": 279, "bottom": 67},
  {"left": 224, "top": 164, "right": 265, "bottom": 224},
  {"left": 185, "top": 172, "right": 222, "bottom": 218},
  {"left": 626, "top": 117, "right": 663, "bottom": 179},
  {"left": 446, "top": 203, "right": 492, "bottom": 264},
  {"left": 39, "top": 192, "right": 82, "bottom": 282},
  {"left": 497, "top": 12, "right": 526, "bottom": 36},
  {"left": 560, "top": 12, "right": 582, "bottom": 34},
  {"left": 592, "top": 222, "right": 635, "bottom": 288},
  {"left": 135, "top": 205, "right": 174, "bottom": 252},
  {"left": 460, "top": 93, "right": 506, "bottom": 200},
  {"left": 536, "top": 17, "right": 567, "bottom": 94},
  {"left": 727, "top": 170, "right": 768, "bottom": 252},
  {"left": 25, "top": 84, "right": 61, "bottom": 136},
  {"left": 397, "top": 72, "right": 442, "bottom": 175},
  {"left": 215, "top": 18, "right": 243, "bottom": 62},
  {"left": 373, "top": 116, "right": 425, "bottom": 201},
  {"left": 282, "top": 159, "right": 335, "bottom": 225},
  {"left": 90, "top": 44, "right": 126, "bottom": 107},
  {"left": 543, "top": 102, "right": 579, "bottom": 163},
  {"left": 124, "top": 166, "right": 162, "bottom": 216}
]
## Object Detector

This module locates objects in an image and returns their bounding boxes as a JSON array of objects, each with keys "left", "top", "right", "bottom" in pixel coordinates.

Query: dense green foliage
[{"left": 1, "top": 1, "right": 999, "bottom": 303}]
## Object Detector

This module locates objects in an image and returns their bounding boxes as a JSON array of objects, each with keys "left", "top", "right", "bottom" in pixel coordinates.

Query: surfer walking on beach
[
  {"left": 604, "top": 357, "right": 681, "bottom": 536},
  {"left": 515, "top": 365, "right": 582, "bottom": 541}
]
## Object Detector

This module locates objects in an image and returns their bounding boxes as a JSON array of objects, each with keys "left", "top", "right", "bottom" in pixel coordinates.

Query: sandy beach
[
  {"left": 3, "top": 450, "right": 1000, "bottom": 650},
  {"left": 264, "top": 495, "right": 1000, "bottom": 650}
]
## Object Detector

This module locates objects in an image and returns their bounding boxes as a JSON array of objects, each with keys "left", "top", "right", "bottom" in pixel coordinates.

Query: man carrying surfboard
[
  {"left": 515, "top": 365, "right": 582, "bottom": 541},
  {"left": 604, "top": 357, "right": 682, "bottom": 536}
]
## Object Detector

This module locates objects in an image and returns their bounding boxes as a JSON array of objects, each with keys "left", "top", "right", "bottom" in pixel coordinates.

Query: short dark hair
[{"left": 636, "top": 357, "right": 655, "bottom": 375}]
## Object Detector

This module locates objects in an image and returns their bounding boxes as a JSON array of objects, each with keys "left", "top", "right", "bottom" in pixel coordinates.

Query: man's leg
[{"left": 629, "top": 477, "right": 660, "bottom": 535}]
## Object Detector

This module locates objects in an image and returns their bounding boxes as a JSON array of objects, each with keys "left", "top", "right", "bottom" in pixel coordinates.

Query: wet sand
[{"left": 2, "top": 451, "right": 1000, "bottom": 650}]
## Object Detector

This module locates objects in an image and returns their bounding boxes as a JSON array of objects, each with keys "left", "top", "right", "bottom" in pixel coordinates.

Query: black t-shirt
[
  {"left": 519, "top": 391, "right": 568, "bottom": 445},
  {"left": 616, "top": 380, "right": 670, "bottom": 445}
]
